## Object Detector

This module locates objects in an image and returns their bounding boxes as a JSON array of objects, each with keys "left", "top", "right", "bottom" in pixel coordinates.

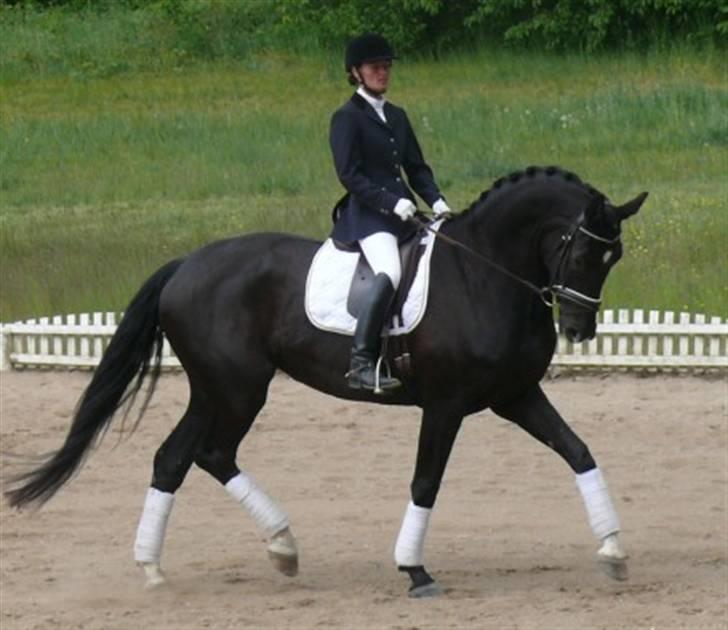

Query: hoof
[
  {"left": 597, "top": 534, "right": 628, "bottom": 581},
  {"left": 408, "top": 581, "right": 444, "bottom": 598},
  {"left": 139, "top": 562, "right": 167, "bottom": 589},
  {"left": 268, "top": 527, "right": 299, "bottom": 577},
  {"left": 399, "top": 565, "right": 443, "bottom": 599},
  {"left": 598, "top": 557, "right": 629, "bottom": 581},
  {"left": 268, "top": 549, "right": 299, "bottom": 577}
]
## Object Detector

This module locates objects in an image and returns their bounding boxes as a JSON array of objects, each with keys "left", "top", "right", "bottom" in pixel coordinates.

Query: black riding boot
[{"left": 347, "top": 273, "right": 402, "bottom": 392}]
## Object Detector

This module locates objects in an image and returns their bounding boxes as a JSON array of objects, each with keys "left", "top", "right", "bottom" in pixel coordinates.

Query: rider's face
[{"left": 355, "top": 60, "right": 392, "bottom": 95}]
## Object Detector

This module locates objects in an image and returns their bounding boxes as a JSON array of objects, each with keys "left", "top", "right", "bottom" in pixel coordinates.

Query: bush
[
  {"left": 149, "top": 0, "right": 279, "bottom": 60},
  {"left": 277, "top": 0, "right": 725, "bottom": 54},
  {"left": 464, "top": 0, "right": 726, "bottom": 51},
  {"left": 0, "top": 0, "right": 723, "bottom": 81}
]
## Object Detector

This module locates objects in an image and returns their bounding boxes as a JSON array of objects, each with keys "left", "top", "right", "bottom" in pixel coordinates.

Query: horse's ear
[{"left": 615, "top": 192, "right": 648, "bottom": 220}]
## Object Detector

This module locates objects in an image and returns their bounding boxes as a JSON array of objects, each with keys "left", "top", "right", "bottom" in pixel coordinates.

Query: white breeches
[{"left": 359, "top": 231, "right": 401, "bottom": 290}]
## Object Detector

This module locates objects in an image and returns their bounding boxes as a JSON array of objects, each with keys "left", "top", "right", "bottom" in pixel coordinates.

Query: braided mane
[{"left": 460, "top": 166, "right": 602, "bottom": 216}]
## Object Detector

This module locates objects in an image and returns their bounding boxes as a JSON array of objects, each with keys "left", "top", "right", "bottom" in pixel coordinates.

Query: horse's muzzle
[{"left": 559, "top": 312, "right": 597, "bottom": 343}]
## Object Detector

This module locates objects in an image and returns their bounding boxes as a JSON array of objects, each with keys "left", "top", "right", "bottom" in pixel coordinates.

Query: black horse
[{"left": 6, "top": 167, "right": 646, "bottom": 597}]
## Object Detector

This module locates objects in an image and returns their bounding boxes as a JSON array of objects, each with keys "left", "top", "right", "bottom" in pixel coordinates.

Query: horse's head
[{"left": 550, "top": 191, "right": 648, "bottom": 342}]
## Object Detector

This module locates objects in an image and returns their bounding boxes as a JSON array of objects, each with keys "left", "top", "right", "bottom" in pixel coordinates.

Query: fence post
[
  {"left": 633, "top": 309, "right": 644, "bottom": 361},
  {"left": 67, "top": 314, "right": 77, "bottom": 361},
  {"left": 0, "top": 324, "right": 8, "bottom": 371}
]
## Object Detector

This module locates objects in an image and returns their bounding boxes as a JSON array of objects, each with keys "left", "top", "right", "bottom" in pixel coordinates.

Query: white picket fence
[
  {"left": 0, "top": 309, "right": 726, "bottom": 372},
  {"left": 0, "top": 312, "right": 180, "bottom": 371}
]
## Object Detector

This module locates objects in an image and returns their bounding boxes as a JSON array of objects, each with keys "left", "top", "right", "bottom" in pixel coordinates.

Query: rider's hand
[
  {"left": 432, "top": 198, "right": 452, "bottom": 217},
  {"left": 393, "top": 198, "right": 416, "bottom": 222}
]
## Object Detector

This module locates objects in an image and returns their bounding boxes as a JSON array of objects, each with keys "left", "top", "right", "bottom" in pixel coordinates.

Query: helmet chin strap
[
  {"left": 363, "top": 84, "right": 386, "bottom": 97},
  {"left": 353, "top": 67, "right": 386, "bottom": 98}
]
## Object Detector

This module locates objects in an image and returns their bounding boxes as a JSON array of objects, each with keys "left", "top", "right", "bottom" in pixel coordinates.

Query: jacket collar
[{"left": 350, "top": 92, "right": 391, "bottom": 128}]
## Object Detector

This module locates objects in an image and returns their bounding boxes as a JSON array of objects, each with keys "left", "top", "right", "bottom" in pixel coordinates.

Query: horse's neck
[
  {"left": 440, "top": 190, "right": 577, "bottom": 332},
  {"left": 448, "top": 200, "right": 552, "bottom": 276}
]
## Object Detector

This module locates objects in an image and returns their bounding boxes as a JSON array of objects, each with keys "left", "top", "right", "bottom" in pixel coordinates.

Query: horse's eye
[{"left": 572, "top": 254, "right": 586, "bottom": 270}]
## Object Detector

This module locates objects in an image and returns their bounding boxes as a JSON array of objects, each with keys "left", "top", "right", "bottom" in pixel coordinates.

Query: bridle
[
  {"left": 546, "top": 212, "right": 621, "bottom": 312},
  {"left": 409, "top": 210, "right": 621, "bottom": 312}
]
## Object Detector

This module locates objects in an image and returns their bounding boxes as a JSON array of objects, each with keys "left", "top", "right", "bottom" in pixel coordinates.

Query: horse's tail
[{"left": 5, "top": 258, "right": 185, "bottom": 509}]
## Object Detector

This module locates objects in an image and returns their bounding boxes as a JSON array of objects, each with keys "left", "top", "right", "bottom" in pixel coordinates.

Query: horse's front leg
[
  {"left": 395, "top": 406, "right": 463, "bottom": 598},
  {"left": 492, "top": 384, "right": 628, "bottom": 580}
]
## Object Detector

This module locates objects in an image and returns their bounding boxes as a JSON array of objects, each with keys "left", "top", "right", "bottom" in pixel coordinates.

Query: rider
[{"left": 330, "top": 32, "right": 452, "bottom": 393}]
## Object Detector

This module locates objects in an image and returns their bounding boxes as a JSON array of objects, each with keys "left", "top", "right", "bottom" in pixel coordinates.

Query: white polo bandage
[
  {"left": 134, "top": 487, "right": 175, "bottom": 564},
  {"left": 576, "top": 467, "right": 621, "bottom": 541},
  {"left": 225, "top": 472, "right": 288, "bottom": 537},
  {"left": 394, "top": 501, "right": 432, "bottom": 567}
]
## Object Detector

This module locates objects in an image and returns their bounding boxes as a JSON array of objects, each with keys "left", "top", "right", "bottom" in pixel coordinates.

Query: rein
[
  {"left": 408, "top": 215, "right": 553, "bottom": 306},
  {"left": 409, "top": 213, "right": 620, "bottom": 312}
]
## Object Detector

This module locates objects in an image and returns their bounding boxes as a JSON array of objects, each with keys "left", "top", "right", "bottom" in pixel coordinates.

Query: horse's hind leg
[
  {"left": 134, "top": 388, "right": 211, "bottom": 587},
  {"left": 492, "top": 384, "right": 628, "bottom": 581},
  {"left": 193, "top": 368, "right": 298, "bottom": 577}
]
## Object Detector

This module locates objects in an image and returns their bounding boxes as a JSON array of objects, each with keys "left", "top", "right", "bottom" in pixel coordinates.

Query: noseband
[
  {"left": 545, "top": 212, "right": 621, "bottom": 312},
  {"left": 410, "top": 210, "right": 620, "bottom": 313}
]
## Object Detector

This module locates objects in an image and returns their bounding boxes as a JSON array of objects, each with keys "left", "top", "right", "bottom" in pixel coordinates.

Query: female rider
[{"left": 329, "top": 32, "right": 451, "bottom": 393}]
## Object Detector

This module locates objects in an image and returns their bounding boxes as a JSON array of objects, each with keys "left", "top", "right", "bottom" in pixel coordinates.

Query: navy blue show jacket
[{"left": 329, "top": 92, "right": 443, "bottom": 244}]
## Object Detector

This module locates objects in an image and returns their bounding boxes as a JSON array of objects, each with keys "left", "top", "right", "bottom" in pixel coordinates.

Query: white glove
[
  {"left": 432, "top": 198, "right": 452, "bottom": 217},
  {"left": 393, "top": 198, "right": 416, "bottom": 222}
]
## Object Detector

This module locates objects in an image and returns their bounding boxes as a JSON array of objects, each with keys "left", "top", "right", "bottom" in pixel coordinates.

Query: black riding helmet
[{"left": 345, "top": 33, "right": 396, "bottom": 72}]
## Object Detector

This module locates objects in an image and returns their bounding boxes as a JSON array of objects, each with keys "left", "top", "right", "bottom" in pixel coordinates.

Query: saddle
[
  {"left": 334, "top": 228, "right": 426, "bottom": 328},
  {"left": 305, "top": 217, "right": 442, "bottom": 360}
]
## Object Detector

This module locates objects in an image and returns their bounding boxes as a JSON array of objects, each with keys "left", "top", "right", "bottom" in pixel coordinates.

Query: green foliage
[
  {"left": 465, "top": 0, "right": 725, "bottom": 51},
  {"left": 274, "top": 0, "right": 466, "bottom": 53},
  {"left": 0, "top": 0, "right": 281, "bottom": 79},
  {"left": 147, "top": 0, "right": 279, "bottom": 60},
  {"left": 0, "top": 0, "right": 723, "bottom": 84}
]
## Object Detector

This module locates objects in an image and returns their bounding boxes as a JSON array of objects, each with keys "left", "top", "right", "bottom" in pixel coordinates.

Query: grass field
[{"left": 1, "top": 45, "right": 726, "bottom": 321}]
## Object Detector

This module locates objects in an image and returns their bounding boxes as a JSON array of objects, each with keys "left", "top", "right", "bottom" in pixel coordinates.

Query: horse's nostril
[{"left": 565, "top": 327, "right": 583, "bottom": 343}]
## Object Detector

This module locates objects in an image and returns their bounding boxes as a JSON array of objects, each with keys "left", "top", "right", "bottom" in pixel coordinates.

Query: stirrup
[
  {"left": 346, "top": 356, "right": 400, "bottom": 393},
  {"left": 373, "top": 332, "right": 399, "bottom": 393},
  {"left": 374, "top": 355, "right": 394, "bottom": 394}
]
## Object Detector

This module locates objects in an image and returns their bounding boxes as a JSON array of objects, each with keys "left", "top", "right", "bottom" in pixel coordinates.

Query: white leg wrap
[
  {"left": 134, "top": 488, "right": 175, "bottom": 564},
  {"left": 394, "top": 501, "right": 432, "bottom": 567},
  {"left": 576, "top": 467, "right": 621, "bottom": 541},
  {"left": 225, "top": 472, "right": 288, "bottom": 538}
]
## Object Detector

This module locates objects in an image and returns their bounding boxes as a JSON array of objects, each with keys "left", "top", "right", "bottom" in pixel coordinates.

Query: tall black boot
[{"left": 347, "top": 273, "right": 402, "bottom": 392}]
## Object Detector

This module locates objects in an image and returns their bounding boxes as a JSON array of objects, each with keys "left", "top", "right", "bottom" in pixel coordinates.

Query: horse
[{"left": 5, "top": 166, "right": 647, "bottom": 598}]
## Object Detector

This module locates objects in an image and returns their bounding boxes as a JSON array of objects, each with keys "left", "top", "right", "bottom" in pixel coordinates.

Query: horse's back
[{"left": 159, "top": 232, "right": 320, "bottom": 352}]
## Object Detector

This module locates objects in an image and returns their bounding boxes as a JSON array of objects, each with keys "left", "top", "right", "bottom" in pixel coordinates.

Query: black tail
[{"left": 5, "top": 258, "right": 184, "bottom": 509}]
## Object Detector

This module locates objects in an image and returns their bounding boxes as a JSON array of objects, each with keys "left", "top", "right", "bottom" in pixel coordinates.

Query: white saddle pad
[{"left": 305, "top": 219, "right": 443, "bottom": 336}]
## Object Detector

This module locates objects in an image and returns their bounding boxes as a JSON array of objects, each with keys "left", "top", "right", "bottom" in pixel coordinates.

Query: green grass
[{"left": 1, "top": 47, "right": 726, "bottom": 321}]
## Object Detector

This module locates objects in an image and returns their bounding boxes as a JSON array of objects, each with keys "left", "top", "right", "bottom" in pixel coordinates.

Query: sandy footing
[{"left": 1, "top": 371, "right": 726, "bottom": 629}]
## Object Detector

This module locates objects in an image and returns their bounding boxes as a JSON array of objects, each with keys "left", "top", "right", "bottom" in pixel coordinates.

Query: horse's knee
[
  {"left": 152, "top": 446, "right": 193, "bottom": 493},
  {"left": 194, "top": 448, "right": 238, "bottom": 484}
]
